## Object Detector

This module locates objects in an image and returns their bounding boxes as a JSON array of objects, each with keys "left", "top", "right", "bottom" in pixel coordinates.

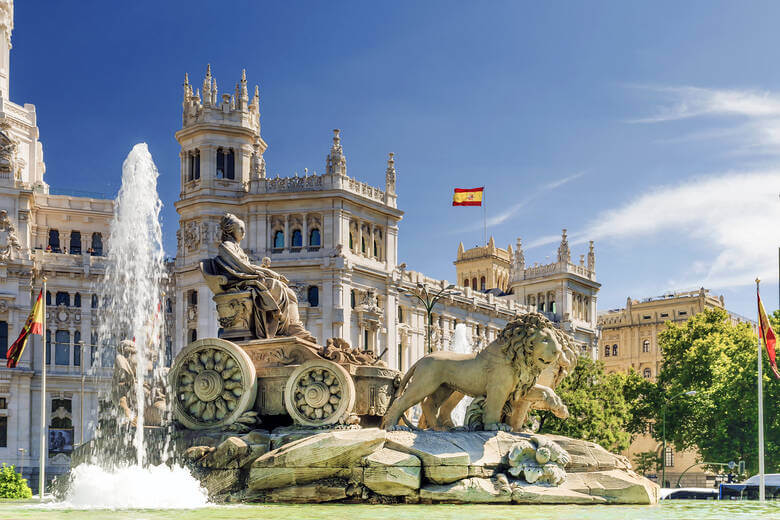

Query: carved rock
[
  {"left": 363, "top": 448, "right": 421, "bottom": 496},
  {"left": 385, "top": 430, "right": 469, "bottom": 484},
  {"left": 574, "top": 469, "right": 659, "bottom": 504},
  {"left": 249, "top": 428, "right": 386, "bottom": 491},
  {"left": 420, "top": 477, "right": 512, "bottom": 503},
  {"left": 511, "top": 483, "right": 606, "bottom": 504},
  {"left": 265, "top": 483, "right": 348, "bottom": 503},
  {"left": 200, "top": 436, "right": 249, "bottom": 469},
  {"left": 200, "top": 469, "right": 240, "bottom": 497}
]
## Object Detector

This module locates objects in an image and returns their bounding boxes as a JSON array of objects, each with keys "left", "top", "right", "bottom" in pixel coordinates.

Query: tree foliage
[
  {"left": 633, "top": 450, "right": 662, "bottom": 475},
  {"left": 0, "top": 464, "right": 32, "bottom": 499},
  {"left": 655, "top": 308, "right": 779, "bottom": 474},
  {"left": 536, "top": 355, "right": 641, "bottom": 452}
]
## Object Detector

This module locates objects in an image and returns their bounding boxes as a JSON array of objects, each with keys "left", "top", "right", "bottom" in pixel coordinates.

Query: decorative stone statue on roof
[{"left": 201, "top": 213, "right": 316, "bottom": 343}]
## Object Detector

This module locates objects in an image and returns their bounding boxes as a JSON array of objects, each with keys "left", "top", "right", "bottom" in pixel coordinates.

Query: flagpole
[
  {"left": 38, "top": 277, "right": 47, "bottom": 501},
  {"left": 482, "top": 187, "right": 487, "bottom": 246},
  {"left": 756, "top": 278, "right": 766, "bottom": 502}
]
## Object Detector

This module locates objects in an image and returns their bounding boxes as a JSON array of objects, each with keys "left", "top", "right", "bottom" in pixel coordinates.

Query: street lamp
[
  {"left": 401, "top": 283, "right": 460, "bottom": 354},
  {"left": 18, "top": 448, "right": 25, "bottom": 478},
  {"left": 661, "top": 390, "right": 697, "bottom": 488}
]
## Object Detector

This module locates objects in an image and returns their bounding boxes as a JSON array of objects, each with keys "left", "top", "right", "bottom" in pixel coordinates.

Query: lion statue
[
  {"left": 418, "top": 321, "right": 578, "bottom": 431},
  {"left": 381, "top": 313, "right": 570, "bottom": 431}
]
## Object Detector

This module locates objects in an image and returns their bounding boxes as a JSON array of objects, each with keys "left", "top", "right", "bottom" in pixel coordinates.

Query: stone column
[
  {"left": 284, "top": 215, "right": 290, "bottom": 251},
  {"left": 302, "top": 214, "right": 308, "bottom": 248}
]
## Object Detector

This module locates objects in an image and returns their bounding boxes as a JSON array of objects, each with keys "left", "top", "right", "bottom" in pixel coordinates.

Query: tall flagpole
[
  {"left": 756, "top": 278, "right": 766, "bottom": 502},
  {"left": 38, "top": 277, "right": 47, "bottom": 501},
  {"left": 483, "top": 187, "right": 487, "bottom": 246}
]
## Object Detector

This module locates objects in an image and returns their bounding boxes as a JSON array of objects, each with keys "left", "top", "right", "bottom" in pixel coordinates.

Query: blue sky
[{"left": 11, "top": 1, "right": 780, "bottom": 317}]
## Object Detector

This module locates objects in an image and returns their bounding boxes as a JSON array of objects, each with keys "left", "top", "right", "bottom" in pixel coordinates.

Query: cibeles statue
[
  {"left": 111, "top": 339, "right": 168, "bottom": 427},
  {"left": 201, "top": 213, "right": 316, "bottom": 344}
]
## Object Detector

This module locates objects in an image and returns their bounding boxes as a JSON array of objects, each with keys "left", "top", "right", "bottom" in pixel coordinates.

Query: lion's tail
[{"left": 389, "top": 360, "right": 422, "bottom": 430}]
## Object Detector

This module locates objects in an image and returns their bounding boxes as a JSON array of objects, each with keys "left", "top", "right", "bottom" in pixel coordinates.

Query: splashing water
[
  {"left": 64, "top": 144, "right": 207, "bottom": 508},
  {"left": 448, "top": 323, "right": 474, "bottom": 426},
  {"left": 62, "top": 464, "right": 208, "bottom": 509}
]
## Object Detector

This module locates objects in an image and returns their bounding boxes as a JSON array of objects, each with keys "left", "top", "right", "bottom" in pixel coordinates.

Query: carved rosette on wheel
[
  {"left": 170, "top": 338, "right": 257, "bottom": 430},
  {"left": 284, "top": 360, "right": 356, "bottom": 427}
]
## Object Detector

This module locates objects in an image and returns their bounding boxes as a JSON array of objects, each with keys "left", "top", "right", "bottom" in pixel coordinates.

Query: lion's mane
[{"left": 498, "top": 312, "right": 574, "bottom": 401}]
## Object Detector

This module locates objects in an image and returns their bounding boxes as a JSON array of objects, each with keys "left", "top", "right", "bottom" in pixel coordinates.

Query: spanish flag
[
  {"left": 757, "top": 289, "right": 780, "bottom": 379},
  {"left": 6, "top": 289, "right": 44, "bottom": 368},
  {"left": 453, "top": 187, "right": 484, "bottom": 206}
]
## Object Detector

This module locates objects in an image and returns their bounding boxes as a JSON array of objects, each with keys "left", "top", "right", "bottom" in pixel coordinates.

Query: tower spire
[
  {"left": 557, "top": 229, "right": 570, "bottom": 264},
  {"left": 325, "top": 129, "right": 347, "bottom": 176},
  {"left": 0, "top": 0, "right": 13, "bottom": 100},
  {"left": 240, "top": 69, "right": 249, "bottom": 110},
  {"left": 587, "top": 240, "right": 595, "bottom": 272},
  {"left": 385, "top": 152, "right": 396, "bottom": 195},
  {"left": 202, "top": 64, "right": 212, "bottom": 107}
]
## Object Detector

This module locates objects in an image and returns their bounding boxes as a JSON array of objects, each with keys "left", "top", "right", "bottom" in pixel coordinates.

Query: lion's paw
[{"left": 484, "top": 422, "right": 512, "bottom": 432}]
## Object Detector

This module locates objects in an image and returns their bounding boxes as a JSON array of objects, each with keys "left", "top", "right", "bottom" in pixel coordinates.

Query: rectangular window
[
  {"left": 0, "top": 416, "right": 6, "bottom": 447},
  {"left": 665, "top": 446, "right": 674, "bottom": 467},
  {"left": 660, "top": 313, "right": 669, "bottom": 318},
  {"left": 46, "top": 333, "right": 51, "bottom": 364},
  {"left": 55, "top": 330, "right": 70, "bottom": 365},
  {"left": 643, "top": 315, "right": 651, "bottom": 320},
  {"left": 679, "top": 311, "right": 687, "bottom": 316},
  {"left": 0, "top": 397, "right": 6, "bottom": 408},
  {"left": 0, "top": 321, "right": 6, "bottom": 359}
]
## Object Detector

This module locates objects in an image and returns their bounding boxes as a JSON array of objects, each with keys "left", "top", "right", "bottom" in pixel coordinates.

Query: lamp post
[
  {"left": 401, "top": 283, "right": 460, "bottom": 354},
  {"left": 661, "top": 390, "right": 697, "bottom": 488},
  {"left": 18, "top": 448, "right": 25, "bottom": 479}
]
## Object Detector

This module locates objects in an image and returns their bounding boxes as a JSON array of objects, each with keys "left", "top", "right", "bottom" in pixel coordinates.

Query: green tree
[
  {"left": 633, "top": 450, "right": 662, "bottom": 476},
  {"left": 0, "top": 463, "right": 32, "bottom": 499},
  {"left": 536, "top": 355, "right": 637, "bottom": 452},
  {"left": 655, "top": 308, "right": 779, "bottom": 475}
]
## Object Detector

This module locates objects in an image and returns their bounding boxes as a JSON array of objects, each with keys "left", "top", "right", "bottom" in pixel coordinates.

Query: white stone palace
[{"left": 0, "top": 0, "right": 599, "bottom": 491}]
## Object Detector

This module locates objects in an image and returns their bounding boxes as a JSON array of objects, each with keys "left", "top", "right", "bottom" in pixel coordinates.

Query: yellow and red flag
[
  {"left": 7, "top": 289, "right": 44, "bottom": 368},
  {"left": 452, "top": 187, "right": 484, "bottom": 207},
  {"left": 757, "top": 289, "right": 780, "bottom": 379}
]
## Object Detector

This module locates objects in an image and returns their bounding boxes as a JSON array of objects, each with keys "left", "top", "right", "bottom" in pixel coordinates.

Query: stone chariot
[{"left": 169, "top": 214, "right": 399, "bottom": 431}]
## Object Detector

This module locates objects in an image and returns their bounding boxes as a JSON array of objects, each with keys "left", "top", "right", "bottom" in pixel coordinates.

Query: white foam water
[
  {"left": 448, "top": 323, "right": 474, "bottom": 426},
  {"left": 62, "top": 464, "right": 208, "bottom": 509}
]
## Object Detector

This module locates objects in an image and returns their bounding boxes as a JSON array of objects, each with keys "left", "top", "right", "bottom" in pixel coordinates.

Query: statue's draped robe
[
  {"left": 215, "top": 240, "right": 315, "bottom": 342},
  {"left": 111, "top": 352, "right": 167, "bottom": 426}
]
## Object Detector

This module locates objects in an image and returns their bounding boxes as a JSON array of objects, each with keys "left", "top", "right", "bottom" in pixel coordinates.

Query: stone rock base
[{"left": 85, "top": 426, "right": 659, "bottom": 505}]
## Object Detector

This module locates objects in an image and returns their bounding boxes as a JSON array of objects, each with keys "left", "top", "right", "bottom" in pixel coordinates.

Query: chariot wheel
[
  {"left": 169, "top": 338, "right": 257, "bottom": 430},
  {"left": 284, "top": 360, "right": 356, "bottom": 427}
]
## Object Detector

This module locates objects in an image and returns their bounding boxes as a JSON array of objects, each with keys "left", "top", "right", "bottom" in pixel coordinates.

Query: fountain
[
  {"left": 64, "top": 144, "right": 207, "bottom": 507},
  {"left": 64, "top": 151, "right": 658, "bottom": 507}
]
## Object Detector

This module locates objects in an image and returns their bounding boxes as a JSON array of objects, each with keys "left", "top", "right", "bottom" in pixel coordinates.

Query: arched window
[
  {"left": 373, "top": 239, "right": 378, "bottom": 258},
  {"left": 0, "top": 321, "right": 7, "bottom": 360},
  {"left": 349, "top": 233, "right": 354, "bottom": 250},
  {"left": 612, "top": 344, "right": 618, "bottom": 356},
  {"left": 350, "top": 290, "right": 356, "bottom": 309},
  {"left": 166, "top": 299, "right": 173, "bottom": 313},
  {"left": 46, "top": 291, "right": 51, "bottom": 306},
  {"left": 48, "top": 229, "right": 60, "bottom": 253},
  {"left": 309, "top": 228, "right": 321, "bottom": 247},
  {"left": 643, "top": 368, "right": 652, "bottom": 379},
  {"left": 46, "top": 332, "right": 51, "bottom": 364},
  {"left": 189, "top": 329, "right": 197, "bottom": 343},
  {"left": 539, "top": 302, "right": 545, "bottom": 312},
  {"left": 464, "top": 279, "right": 469, "bottom": 288},
  {"left": 189, "top": 290, "right": 198, "bottom": 306},
  {"left": 55, "top": 330, "right": 70, "bottom": 366},
  {"left": 216, "top": 147, "right": 235, "bottom": 180},
  {"left": 291, "top": 229, "right": 303, "bottom": 248},
  {"left": 74, "top": 331, "right": 81, "bottom": 366},
  {"left": 273, "top": 230, "right": 284, "bottom": 249},
  {"left": 480, "top": 277, "right": 486, "bottom": 291},
  {"left": 642, "top": 340, "right": 650, "bottom": 353},
  {"left": 472, "top": 278, "right": 477, "bottom": 289},
  {"left": 69, "top": 231, "right": 81, "bottom": 255},
  {"left": 74, "top": 293, "right": 81, "bottom": 308},
  {"left": 398, "top": 306, "right": 404, "bottom": 323},
  {"left": 91, "top": 294, "right": 98, "bottom": 309},
  {"left": 55, "top": 292, "right": 70, "bottom": 307},
  {"left": 604, "top": 345, "right": 610, "bottom": 357},
  {"left": 307, "top": 286, "right": 319, "bottom": 307},
  {"left": 550, "top": 302, "right": 557, "bottom": 314},
  {"left": 361, "top": 237, "right": 366, "bottom": 254},
  {"left": 91, "top": 233, "right": 103, "bottom": 256}
]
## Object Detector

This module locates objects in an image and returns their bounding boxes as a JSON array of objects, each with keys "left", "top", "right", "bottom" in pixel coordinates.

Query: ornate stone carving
[
  {"left": 0, "top": 126, "right": 16, "bottom": 176},
  {"left": 111, "top": 340, "right": 168, "bottom": 427},
  {"left": 321, "top": 337, "right": 386, "bottom": 367},
  {"left": 0, "top": 209, "right": 20, "bottom": 261},
  {"left": 251, "top": 143, "right": 266, "bottom": 179},
  {"left": 182, "top": 220, "right": 201, "bottom": 251},
  {"left": 382, "top": 313, "right": 570, "bottom": 431},
  {"left": 506, "top": 435, "right": 570, "bottom": 486},
  {"left": 284, "top": 360, "right": 356, "bottom": 427}
]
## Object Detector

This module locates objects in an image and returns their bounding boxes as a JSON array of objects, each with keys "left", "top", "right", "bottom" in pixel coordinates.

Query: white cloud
[
  {"left": 554, "top": 171, "right": 780, "bottom": 289},
  {"left": 456, "top": 171, "right": 586, "bottom": 232},
  {"left": 630, "top": 86, "right": 780, "bottom": 123}
]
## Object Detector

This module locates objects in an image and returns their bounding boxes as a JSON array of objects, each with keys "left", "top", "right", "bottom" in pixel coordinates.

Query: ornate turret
[
  {"left": 0, "top": 0, "right": 13, "bottom": 100},
  {"left": 557, "top": 229, "right": 571, "bottom": 264},
  {"left": 457, "top": 242, "right": 465, "bottom": 258},
  {"left": 202, "top": 64, "right": 212, "bottom": 107},
  {"left": 325, "top": 129, "right": 347, "bottom": 176},
  {"left": 514, "top": 237, "right": 525, "bottom": 271}
]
